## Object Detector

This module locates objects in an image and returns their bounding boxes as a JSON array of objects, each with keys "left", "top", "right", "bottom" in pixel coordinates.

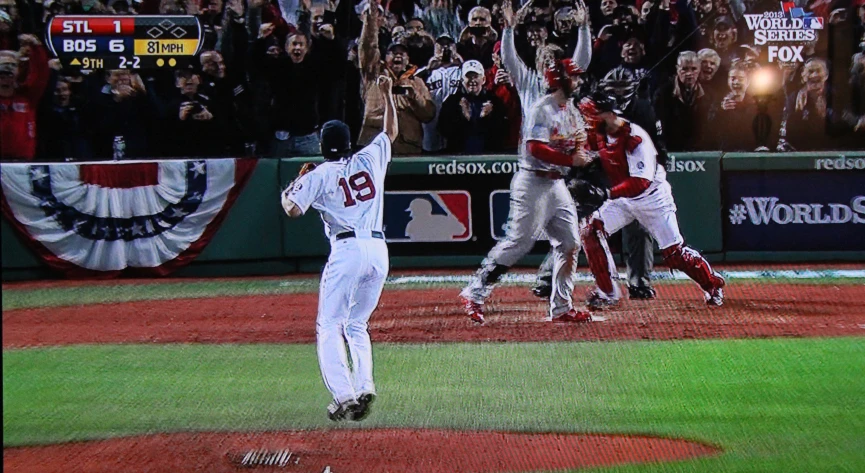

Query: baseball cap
[
  {"left": 0, "top": 52, "right": 18, "bottom": 75},
  {"left": 555, "top": 7, "right": 574, "bottom": 21},
  {"left": 387, "top": 41, "right": 409, "bottom": 53},
  {"left": 462, "top": 59, "right": 484, "bottom": 78},
  {"left": 713, "top": 15, "right": 734, "bottom": 29},
  {"left": 436, "top": 33, "right": 455, "bottom": 44}
]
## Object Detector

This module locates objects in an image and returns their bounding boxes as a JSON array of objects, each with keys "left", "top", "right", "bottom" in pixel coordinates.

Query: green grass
[
  {"left": 4, "top": 339, "right": 865, "bottom": 472},
  {"left": 4, "top": 276, "right": 864, "bottom": 311}
]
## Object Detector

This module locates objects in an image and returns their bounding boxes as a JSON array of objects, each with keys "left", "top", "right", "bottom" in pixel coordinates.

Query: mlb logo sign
[
  {"left": 383, "top": 191, "right": 472, "bottom": 242},
  {"left": 805, "top": 17, "right": 823, "bottom": 29},
  {"left": 490, "top": 191, "right": 549, "bottom": 241}
]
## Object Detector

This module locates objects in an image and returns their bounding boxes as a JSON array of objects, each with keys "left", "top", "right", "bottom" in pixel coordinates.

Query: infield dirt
[{"left": 4, "top": 280, "right": 863, "bottom": 473}]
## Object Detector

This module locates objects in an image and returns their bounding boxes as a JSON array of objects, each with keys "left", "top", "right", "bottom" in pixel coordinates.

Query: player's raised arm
[
  {"left": 499, "top": 2, "right": 529, "bottom": 92},
  {"left": 377, "top": 75, "right": 399, "bottom": 143},
  {"left": 570, "top": 0, "right": 592, "bottom": 71}
]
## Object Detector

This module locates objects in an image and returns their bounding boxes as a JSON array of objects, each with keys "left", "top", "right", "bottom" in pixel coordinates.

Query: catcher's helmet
[
  {"left": 600, "top": 67, "right": 638, "bottom": 112},
  {"left": 588, "top": 91, "right": 622, "bottom": 115},
  {"left": 320, "top": 120, "right": 352, "bottom": 160}
]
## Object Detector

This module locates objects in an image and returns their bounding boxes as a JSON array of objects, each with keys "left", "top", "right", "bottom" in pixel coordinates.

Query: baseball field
[{"left": 3, "top": 265, "right": 865, "bottom": 473}]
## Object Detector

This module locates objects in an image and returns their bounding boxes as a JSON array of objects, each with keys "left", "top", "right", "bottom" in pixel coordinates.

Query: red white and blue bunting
[{"left": 1, "top": 159, "right": 256, "bottom": 277}]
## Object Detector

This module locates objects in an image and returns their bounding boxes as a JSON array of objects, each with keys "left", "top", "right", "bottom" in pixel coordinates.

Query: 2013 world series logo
[{"left": 744, "top": 2, "right": 824, "bottom": 61}]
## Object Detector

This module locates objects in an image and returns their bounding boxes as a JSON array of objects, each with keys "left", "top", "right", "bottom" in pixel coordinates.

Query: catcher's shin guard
[
  {"left": 579, "top": 219, "right": 617, "bottom": 295},
  {"left": 662, "top": 244, "right": 723, "bottom": 292}
]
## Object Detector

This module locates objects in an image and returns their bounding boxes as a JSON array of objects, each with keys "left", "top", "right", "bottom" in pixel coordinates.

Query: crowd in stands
[{"left": 1, "top": 0, "right": 864, "bottom": 161}]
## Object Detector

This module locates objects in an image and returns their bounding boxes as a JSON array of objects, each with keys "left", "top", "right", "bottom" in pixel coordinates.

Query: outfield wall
[{"left": 2, "top": 152, "right": 863, "bottom": 280}]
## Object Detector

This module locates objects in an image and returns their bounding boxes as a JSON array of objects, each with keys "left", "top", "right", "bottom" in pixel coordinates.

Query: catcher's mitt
[{"left": 569, "top": 179, "right": 609, "bottom": 209}]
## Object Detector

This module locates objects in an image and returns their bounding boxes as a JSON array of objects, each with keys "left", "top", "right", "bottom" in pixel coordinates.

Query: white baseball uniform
[
  {"left": 422, "top": 65, "right": 462, "bottom": 152},
  {"left": 282, "top": 132, "right": 391, "bottom": 406},
  {"left": 591, "top": 121, "right": 682, "bottom": 249}
]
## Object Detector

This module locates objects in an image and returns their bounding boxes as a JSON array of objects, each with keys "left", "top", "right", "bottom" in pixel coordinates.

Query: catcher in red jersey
[{"left": 573, "top": 92, "right": 726, "bottom": 308}]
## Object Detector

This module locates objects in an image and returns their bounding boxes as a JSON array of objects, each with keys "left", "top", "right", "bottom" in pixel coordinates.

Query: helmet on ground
[{"left": 320, "top": 120, "right": 352, "bottom": 160}]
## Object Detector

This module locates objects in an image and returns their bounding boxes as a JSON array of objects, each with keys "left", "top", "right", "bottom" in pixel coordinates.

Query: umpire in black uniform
[{"left": 532, "top": 66, "right": 665, "bottom": 300}]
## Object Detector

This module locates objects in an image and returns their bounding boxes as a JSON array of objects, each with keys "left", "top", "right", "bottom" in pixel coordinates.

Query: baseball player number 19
[{"left": 338, "top": 172, "right": 376, "bottom": 207}]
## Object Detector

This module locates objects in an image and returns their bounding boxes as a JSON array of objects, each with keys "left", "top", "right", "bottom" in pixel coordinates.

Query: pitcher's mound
[{"left": 4, "top": 428, "right": 719, "bottom": 473}]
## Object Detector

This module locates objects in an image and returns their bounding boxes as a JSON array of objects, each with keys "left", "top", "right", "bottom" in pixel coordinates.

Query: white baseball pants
[{"left": 316, "top": 236, "right": 389, "bottom": 405}]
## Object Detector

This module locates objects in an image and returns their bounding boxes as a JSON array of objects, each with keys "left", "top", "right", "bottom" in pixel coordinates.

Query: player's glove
[
  {"left": 569, "top": 179, "right": 609, "bottom": 208},
  {"left": 285, "top": 162, "right": 317, "bottom": 192},
  {"left": 297, "top": 162, "right": 317, "bottom": 177}
]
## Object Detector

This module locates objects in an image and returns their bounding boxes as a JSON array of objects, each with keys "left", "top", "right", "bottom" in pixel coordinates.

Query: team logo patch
[
  {"left": 637, "top": 161, "right": 645, "bottom": 170},
  {"left": 490, "top": 190, "right": 549, "bottom": 241},
  {"left": 383, "top": 191, "right": 472, "bottom": 242}
]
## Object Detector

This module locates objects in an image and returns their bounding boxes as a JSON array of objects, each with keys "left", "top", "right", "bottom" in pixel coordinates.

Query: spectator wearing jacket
[
  {"left": 168, "top": 69, "right": 227, "bottom": 157},
  {"left": 698, "top": 48, "right": 726, "bottom": 100},
  {"left": 438, "top": 59, "right": 507, "bottom": 153},
  {"left": 457, "top": 6, "right": 497, "bottom": 68},
  {"left": 358, "top": 2, "right": 436, "bottom": 155},
  {"left": 0, "top": 35, "right": 48, "bottom": 160},
  {"left": 85, "top": 69, "right": 155, "bottom": 159},
  {"left": 485, "top": 41, "right": 521, "bottom": 151},
  {"left": 38, "top": 77, "right": 91, "bottom": 160},
  {"left": 653, "top": 51, "right": 716, "bottom": 151},
  {"left": 253, "top": 24, "right": 327, "bottom": 156}
]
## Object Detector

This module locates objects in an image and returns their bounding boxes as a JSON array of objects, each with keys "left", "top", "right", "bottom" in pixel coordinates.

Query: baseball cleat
[
  {"left": 628, "top": 285, "right": 657, "bottom": 300},
  {"left": 350, "top": 392, "right": 376, "bottom": 421},
  {"left": 586, "top": 290, "right": 620, "bottom": 311},
  {"left": 460, "top": 297, "right": 485, "bottom": 324},
  {"left": 705, "top": 273, "right": 726, "bottom": 306},
  {"left": 551, "top": 308, "right": 593, "bottom": 323},
  {"left": 327, "top": 399, "right": 361, "bottom": 422}
]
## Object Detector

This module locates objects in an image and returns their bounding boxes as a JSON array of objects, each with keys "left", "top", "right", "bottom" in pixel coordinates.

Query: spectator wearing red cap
[
  {"left": 485, "top": 41, "right": 521, "bottom": 151},
  {"left": 0, "top": 35, "right": 48, "bottom": 160}
]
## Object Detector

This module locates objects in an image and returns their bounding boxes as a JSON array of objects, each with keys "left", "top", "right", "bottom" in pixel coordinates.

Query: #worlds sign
[{"left": 724, "top": 172, "right": 865, "bottom": 252}]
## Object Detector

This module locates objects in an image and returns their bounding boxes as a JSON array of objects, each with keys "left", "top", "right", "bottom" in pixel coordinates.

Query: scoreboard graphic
[{"left": 47, "top": 15, "right": 203, "bottom": 70}]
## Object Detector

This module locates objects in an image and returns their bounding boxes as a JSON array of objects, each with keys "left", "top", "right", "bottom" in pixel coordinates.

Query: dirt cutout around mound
[
  {"left": 3, "top": 429, "right": 719, "bottom": 473},
  {"left": 4, "top": 283, "right": 864, "bottom": 348}
]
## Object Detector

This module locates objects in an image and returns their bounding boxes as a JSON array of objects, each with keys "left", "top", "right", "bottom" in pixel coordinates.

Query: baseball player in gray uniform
[
  {"left": 281, "top": 76, "right": 398, "bottom": 422},
  {"left": 460, "top": 60, "right": 593, "bottom": 324}
]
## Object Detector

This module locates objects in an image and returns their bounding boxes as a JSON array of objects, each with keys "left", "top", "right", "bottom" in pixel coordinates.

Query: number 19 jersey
[{"left": 284, "top": 133, "right": 392, "bottom": 240}]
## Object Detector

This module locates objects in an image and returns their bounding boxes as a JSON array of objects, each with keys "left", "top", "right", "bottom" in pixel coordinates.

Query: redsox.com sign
[{"left": 745, "top": 1, "right": 824, "bottom": 62}]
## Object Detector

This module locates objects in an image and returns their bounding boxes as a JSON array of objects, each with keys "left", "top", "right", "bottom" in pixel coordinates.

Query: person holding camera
[
  {"left": 418, "top": 33, "right": 464, "bottom": 153},
  {"left": 358, "top": 0, "right": 435, "bottom": 155},
  {"left": 550, "top": 6, "right": 581, "bottom": 58},
  {"left": 457, "top": 6, "right": 497, "bottom": 68},
  {"left": 168, "top": 68, "right": 227, "bottom": 157},
  {"left": 590, "top": 5, "right": 641, "bottom": 78},
  {"left": 0, "top": 34, "right": 47, "bottom": 160}
]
